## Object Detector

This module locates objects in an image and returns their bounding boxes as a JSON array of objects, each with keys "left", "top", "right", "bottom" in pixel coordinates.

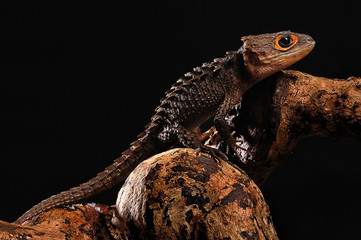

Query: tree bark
[
  {"left": 0, "top": 204, "right": 117, "bottom": 240},
  {"left": 113, "top": 148, "right": 278, "bottom": 240},
  {"left": 230, "top": 70, "right": 361, "bottom": 186},
  {"left": 1, "top": 70, "right": 360, "bottom": 239}
]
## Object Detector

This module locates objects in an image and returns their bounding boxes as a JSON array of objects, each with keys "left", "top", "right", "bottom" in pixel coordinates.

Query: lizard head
[{"left": 240, "top": 31, "right": 315, "bottom": 82}]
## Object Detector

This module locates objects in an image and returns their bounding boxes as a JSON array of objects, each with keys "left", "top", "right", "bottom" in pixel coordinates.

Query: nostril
[{"left": 307, "top": 36, "right": 315, "bottom": 43}]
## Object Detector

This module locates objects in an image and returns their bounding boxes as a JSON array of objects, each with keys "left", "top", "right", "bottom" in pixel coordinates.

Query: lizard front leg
[
  {"left": 158, "top": 123, "right": 227, "bottom": 162},
  {"left": 214, "top": 98, "right": 249, "bottom": 163}
]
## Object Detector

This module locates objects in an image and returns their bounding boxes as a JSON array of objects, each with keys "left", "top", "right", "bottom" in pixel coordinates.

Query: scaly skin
[{"left": 15, "top": 31, "right": 315, "bottom": 224}]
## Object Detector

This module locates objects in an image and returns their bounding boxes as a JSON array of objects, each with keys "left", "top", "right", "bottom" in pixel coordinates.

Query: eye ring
[{"left": 275, "top": 34, "right": 298, "bottom": 50}]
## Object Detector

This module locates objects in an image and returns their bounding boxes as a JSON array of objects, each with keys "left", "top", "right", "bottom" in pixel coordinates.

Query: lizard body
[{"left": 15, "top": 31, "right": 315, "bottom": 224}]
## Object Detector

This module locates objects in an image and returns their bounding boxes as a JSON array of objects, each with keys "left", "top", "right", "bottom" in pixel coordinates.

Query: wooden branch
[
  {"left": 217, "top": 70, "right": 361, "bottom": 186},
  {"left": 113, "top": 148, "right": 278, "bottom": 240},
  {"left": 2, "top": 70, "right": 360, "bottom": 238},
  {"left": 0, "top": 204, "right": 117, "bottom": 240}
]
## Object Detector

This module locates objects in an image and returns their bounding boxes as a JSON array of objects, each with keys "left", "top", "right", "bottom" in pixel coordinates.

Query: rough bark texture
[
  {"left": 2, "top": 70, "right": 361, "bottom": 239},
  {"left": 0, "top": 204, "right": 117, "bottom": 240},
  {"left": 228, "top": 70, "right": 361, "bottom": 186},
  {"left": 113, "top": 148, "right": 277, "bottom": 240}
]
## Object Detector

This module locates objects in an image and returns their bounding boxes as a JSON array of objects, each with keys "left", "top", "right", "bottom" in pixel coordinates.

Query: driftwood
[
  {"left": 232, "top": 70, "right": 361, "bottom": 186},
  {"left": 113, "top": 148, "right": 277, "bottom": 239},
  {"left": 0, "top": 204, "right": 117, "bottom": 239},
  {"left": 1, "top": 70, "right": 361, "bottom": 239}
]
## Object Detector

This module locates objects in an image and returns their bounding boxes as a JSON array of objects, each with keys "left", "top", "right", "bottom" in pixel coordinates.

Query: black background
[{"left": 2, "top": 1, "right": 361, "bottom": 238}]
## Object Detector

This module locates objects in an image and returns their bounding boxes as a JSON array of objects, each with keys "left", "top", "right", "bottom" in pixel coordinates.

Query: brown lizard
[{"left": 15, "top": 31, "right": 315, "bottom": 224}]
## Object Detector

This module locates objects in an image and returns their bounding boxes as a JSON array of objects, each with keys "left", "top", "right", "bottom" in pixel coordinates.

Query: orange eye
[{"left": 275, "top": 34, "right": 298, "bottom": 50}]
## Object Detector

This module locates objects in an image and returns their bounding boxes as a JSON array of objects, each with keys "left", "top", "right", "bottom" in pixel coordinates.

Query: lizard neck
[{"left": 225, "top": 50, "right": 258, "bottom": 96}]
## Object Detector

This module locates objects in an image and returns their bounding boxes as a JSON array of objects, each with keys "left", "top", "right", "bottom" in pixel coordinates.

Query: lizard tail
[{"left": 14, "top": 131, "right": 160, "bottom": 225}]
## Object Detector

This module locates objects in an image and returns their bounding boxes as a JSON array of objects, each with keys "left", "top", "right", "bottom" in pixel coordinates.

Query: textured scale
[{"left": 15, "top": 31, "right": 315, "bottom": 224}]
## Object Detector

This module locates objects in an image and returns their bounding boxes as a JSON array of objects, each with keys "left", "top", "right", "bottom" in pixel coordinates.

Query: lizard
[{"left": 15, "top": 31, "right": 315, "bottom": 225}]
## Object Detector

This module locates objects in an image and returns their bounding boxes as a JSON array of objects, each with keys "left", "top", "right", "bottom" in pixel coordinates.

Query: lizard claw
[
  {"left": 196, "top": 145, "right": 228, "bottom": 164},
  {"left": 225, "top": 138, "right": 250, "bottom": 164}
]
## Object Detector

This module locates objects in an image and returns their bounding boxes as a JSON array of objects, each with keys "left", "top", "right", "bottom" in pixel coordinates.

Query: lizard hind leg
[{"left": 159, "top": 123, "right": 228, "bottom": 163}]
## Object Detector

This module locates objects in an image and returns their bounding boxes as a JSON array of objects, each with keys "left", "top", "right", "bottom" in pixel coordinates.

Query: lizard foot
[
  {"left": 196, "top": 144, "right": 228, "bottom": 164},
  {"left": 225, "top": 138, "right": 250, "bottom": 164}
]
